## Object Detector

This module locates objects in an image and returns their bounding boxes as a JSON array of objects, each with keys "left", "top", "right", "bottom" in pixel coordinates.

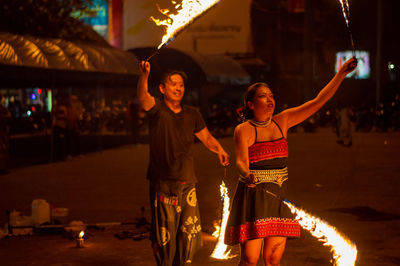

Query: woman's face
[{"left": 248, "top": 85, "right": 275, "bottom": 114}]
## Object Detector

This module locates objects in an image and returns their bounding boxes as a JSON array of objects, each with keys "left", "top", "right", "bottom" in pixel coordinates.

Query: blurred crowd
[
  {"left": 3, "top": 92, "right": 400, "bottom": 140},
  {"left": 206, "top": 93, "right": 400, "bottom": 136},
  {"left": 50, "top": 93, "right": 147, "bottom": 160},
  {"left": 0, "top": 91, "right": 399, "bottom": 163},
  {"left": 299, "top": 93, "right": 400, "bottom": 134},
  {"left": 6, "top": 94, "right": 146, "bottom": 137}
]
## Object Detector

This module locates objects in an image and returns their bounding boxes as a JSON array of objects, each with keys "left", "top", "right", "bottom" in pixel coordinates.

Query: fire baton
[
  {"left": 338, "top": 0, "right": 356, "bottom": 54},
  {"left": 145, "top": 47, "right": 162, "bottom": 62}
]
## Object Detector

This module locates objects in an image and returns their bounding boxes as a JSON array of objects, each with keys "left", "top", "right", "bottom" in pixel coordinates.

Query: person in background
[
  {"left": 52, "top": 93, "right": 69, "bottom": 161},
  {"left": 0, "top": 94, "right": 12, "bottom": 173},
  {"left": 225, "top": 57, "right": 358, "bottom": 266},
  {"left": 126, "top": 92, "right": 142, "bottom": 143},
  {"left": 137, "top": 60, "right": 229, "bottom": 266},
  {"left": 68, "top": 95, "right": 83, "bottom": 157},
  {"left": 337, "top": 105, "right": 354, "bottom": 147}
]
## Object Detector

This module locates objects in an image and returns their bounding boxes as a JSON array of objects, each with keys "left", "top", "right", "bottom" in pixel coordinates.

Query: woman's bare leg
[
  {"left": 239, "top": 238, "right": 263, "bottom": 266},
  {"left": 263, "top": 237, "right": 287, "bottom": 266}
]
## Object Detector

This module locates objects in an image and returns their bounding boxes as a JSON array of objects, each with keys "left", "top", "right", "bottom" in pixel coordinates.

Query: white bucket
[{"left": 31, "top": 199, "right": 50, "bottom": 226}]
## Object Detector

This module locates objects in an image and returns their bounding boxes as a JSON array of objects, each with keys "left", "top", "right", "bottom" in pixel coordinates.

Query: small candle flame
[
  {"left": 283, "top": 200, "right": 357, "bottom": 266},
  {"left": 210, "top": 181, "right": 236, "bottom": 260},
  {"left": 79, "top": 231, "right": 85, "bottom": 239}
]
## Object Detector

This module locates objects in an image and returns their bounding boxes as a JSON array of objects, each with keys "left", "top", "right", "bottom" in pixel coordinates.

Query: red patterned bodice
[{"left": 248, "top": 138, "right": 288, "bottom": 164}]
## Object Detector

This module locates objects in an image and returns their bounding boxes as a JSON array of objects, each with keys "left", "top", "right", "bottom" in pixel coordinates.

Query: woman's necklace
[{"left": 249, "top": 117, "right": 272, "bottom": 127}]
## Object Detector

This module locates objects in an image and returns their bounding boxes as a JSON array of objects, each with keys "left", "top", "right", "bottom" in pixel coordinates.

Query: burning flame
[
  {"left": 338, "top": 0, "right": 355, "bottom": 51},
  {"left": 79, "top": 231, "right": 85, "bottom": 239},
  {"left": 211, "top": 222, "right": 220, "bottom": 238},
  {"left": 339, "top": 0, "right": 350, "bottom": 27},
  {"left": 151, "top": 0, "right": 220, "bottom": 49},
  {"left": 338, "top": 0, "right": 351, "bottom": 27},
  {"left": 283, "top": 199, "right": 357, "bottom": 266},
  {"left": 210, "top": 181, "right": 236, "bottom": 259}
]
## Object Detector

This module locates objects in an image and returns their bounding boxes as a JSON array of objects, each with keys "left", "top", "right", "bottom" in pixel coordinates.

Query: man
[
  {"left": 137, "top": 60, "right": 229, "bottom": 266},
  {"left": 337, "top": 105, "right": 353, "bottom": 147},
  {"left": 126, "top": 92, "right": 142, "bottom": 143},
  {"left": 0, "top": 94, "right": 11, "bottom": 173},
  {"left": 52, "top": 93, "right": 69, "bottom": 161}
]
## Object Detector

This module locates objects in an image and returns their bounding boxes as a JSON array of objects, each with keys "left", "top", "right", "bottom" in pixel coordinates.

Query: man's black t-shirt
[{"left": 146, "top": 98, "right": 206, "bottom": 182}]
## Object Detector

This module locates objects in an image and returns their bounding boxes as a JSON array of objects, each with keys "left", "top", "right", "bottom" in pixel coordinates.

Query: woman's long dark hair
[{"left": 236, "top": 82, "right": 270, "bottom": 121}]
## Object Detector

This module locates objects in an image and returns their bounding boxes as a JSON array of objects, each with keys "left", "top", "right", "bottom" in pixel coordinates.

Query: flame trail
[
  {"left": 210, "top": 181, "right": 236, "bottom": 259},
  {"left": 338, "top": 0, "right": 355, "bottom": 52},
  {"left": 151, "top": 0, "right": 220, "bottom": 49},
  {"left": 339, "top": 0, "right": 351, "bottom": 28},
  {"left": 283, "top": 199, "right": 357, "bottom": 266},
  {"left": 147, "top": 0, "right": 220, "bottom": 60}
]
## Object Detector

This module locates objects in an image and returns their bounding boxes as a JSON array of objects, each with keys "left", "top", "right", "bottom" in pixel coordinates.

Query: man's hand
[
  {"left": 195, "top": 127, "right": 230, "bottom": 166},
  {"left": 139, "top": 61, "right": 150, "bottom": 77},
  {"left": 218, "top": 150, "right": 230, "bottom": 166}
]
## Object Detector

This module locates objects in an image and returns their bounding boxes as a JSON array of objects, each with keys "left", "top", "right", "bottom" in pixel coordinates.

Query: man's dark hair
[{"left": 160, "top": 70, "right": 188, "bottom": 86}]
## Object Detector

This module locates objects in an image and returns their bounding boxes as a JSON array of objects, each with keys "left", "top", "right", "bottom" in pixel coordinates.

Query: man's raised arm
[{"left": 137, "top": 61, "right": 155, "bottom": 111}]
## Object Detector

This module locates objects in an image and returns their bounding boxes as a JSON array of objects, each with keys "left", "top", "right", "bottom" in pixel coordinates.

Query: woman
[{"left": 225, "top": 57, "right": 358, "bottom": 266}]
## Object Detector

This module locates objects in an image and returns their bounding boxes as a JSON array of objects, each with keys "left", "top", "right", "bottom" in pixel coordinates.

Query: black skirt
[{"left": 224, "top": 180, "right": 300, "bottom": 245}]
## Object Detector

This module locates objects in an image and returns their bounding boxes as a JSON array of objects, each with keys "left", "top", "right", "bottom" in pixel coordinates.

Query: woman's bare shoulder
[
  {"left": 273, "top": 112, "right": 288, "bottom": 126},
  {"left": 234, "top": 121, "right": 253, "bottom": 137},
  {"left": 235, "top": 121, "right": 252, "bottom": 131},
  {"left": 273, "top": 112, "right": 286, "bottom": 121}
]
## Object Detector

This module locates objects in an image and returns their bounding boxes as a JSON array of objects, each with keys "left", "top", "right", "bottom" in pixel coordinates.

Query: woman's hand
[
  {"left": 338, "top": 56, "right": 358, "bottom": 75},
  {"left": 245, "top": 173, "right": 258, "bottom": 188}
]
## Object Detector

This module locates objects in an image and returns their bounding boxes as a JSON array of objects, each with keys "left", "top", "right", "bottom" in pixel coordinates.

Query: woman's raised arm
[{"left": 278, "top": 57, "right": 358, "bottom": 130}]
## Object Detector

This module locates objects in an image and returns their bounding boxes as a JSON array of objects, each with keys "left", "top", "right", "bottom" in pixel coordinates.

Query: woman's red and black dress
[{"left": 225, "top": 120, "right": 300, "bottom": 245}]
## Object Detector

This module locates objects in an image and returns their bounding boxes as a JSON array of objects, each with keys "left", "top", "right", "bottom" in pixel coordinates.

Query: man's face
[{"left": 159, "top": 74, "right": 185, "bottom": 103}]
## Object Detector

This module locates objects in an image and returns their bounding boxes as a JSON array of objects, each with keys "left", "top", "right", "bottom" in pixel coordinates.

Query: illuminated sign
[
  {"left": 73, "top": 0, "right": 109, "bottom": 39},
  {"left": 336, "top": 50, "right": 370, "bottom": 79}
]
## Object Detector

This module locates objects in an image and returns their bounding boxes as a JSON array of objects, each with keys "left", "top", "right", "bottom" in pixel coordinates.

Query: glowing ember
[
  {"left": 283, "top": 199, "right": 357, "bottom": 266},
  {"left": 151, "top": 0, "right": 220, "bottom": 49},
  {"left": 210, "top": 181, "right": 236, "bottom": 259},
  {"left": 211, "top": 223, "right": 220, "bottom": 238}
]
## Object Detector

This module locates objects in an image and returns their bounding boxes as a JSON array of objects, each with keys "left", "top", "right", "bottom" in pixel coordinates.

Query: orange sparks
[
  {"left": 339, "top": 0, "right": 351, "bottom": 27},
  {"left": 151, "top": 0, "right": 220, "bottom": 49},
  {"left": 283, "top": 200, "right": 357, "bottom": 266},
  {"left": 210, "top": 181, "right": 236, "bottom": 260}
]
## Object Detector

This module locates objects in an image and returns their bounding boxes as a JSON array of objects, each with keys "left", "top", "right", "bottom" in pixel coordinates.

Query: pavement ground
[{"left": 0, "top": 128, "right": 400, "bottom": 265}]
